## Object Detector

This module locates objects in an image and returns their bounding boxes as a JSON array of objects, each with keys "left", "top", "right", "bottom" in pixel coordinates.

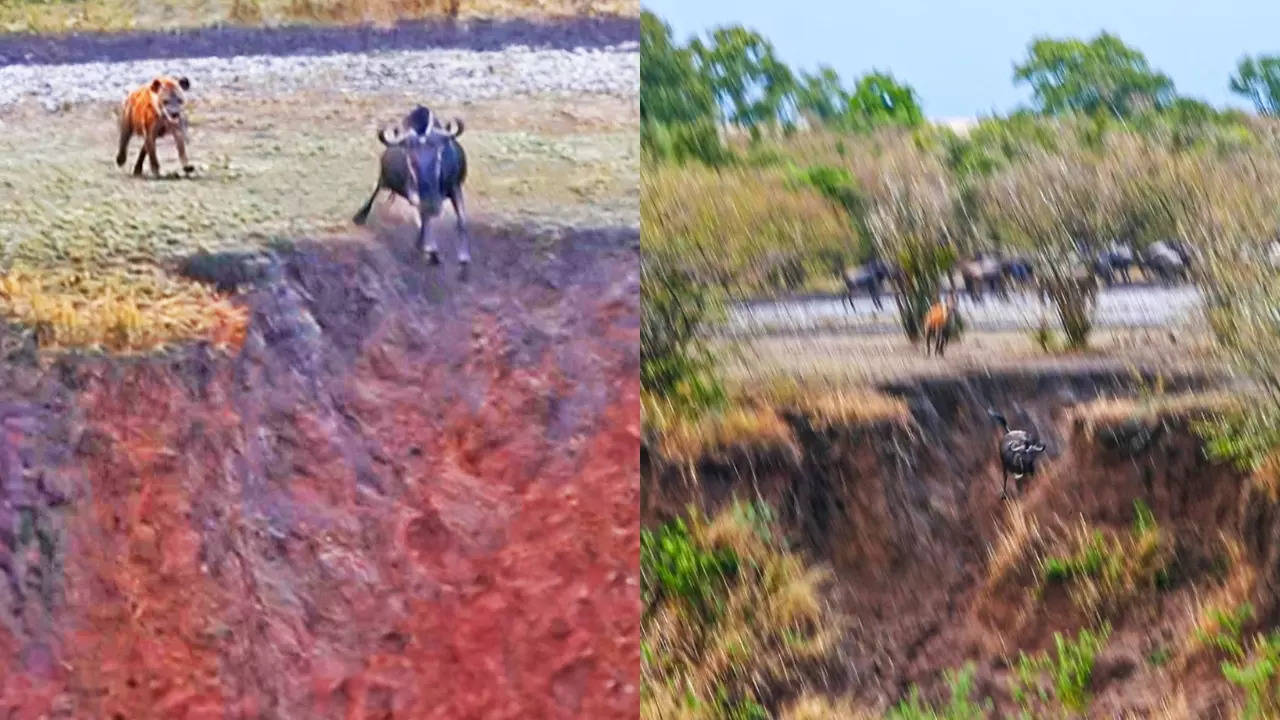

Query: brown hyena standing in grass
[{"left": 116, "top": 75, "right": 194, "bottom": 177}]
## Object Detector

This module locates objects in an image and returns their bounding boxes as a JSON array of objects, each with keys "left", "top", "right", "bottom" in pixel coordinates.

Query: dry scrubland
[
  {"left": 0, "top": 90, "right": 637, "bottom": 352},
  {"left": 0, "top": 0, "right": 637, "bottom": 33}
]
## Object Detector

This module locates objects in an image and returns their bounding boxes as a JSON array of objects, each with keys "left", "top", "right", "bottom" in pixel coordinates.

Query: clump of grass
[
  {"left": 1174, "top": 537, "right": 1257, "bottom": 667},
  {"left": 1031, "top": 317, "right": 1058, "bottom": 353},
  {"left": 0, "top": 266, "right": 248, "bottom": 354},
  {"left": 648, "top": 401, "right": 796, "bottom": 465},
  {"left": 778, "top": 695, "right": 875, "bottom": 720},
  {"left": 1222, "top": 632, "right": 1280, "bottom": 720},
  {"left": 757, "top": 376, "right": 909, "bottom": 428},
  {"left": 1038, "top": 500, "right": 1172, "bottom": 619},
  {"left": 885, "top": 664, "right": 992, "bottom": 720},
  {"left": 1011, "top": 624, "right": 1111, "bottom": 716},
  {"left": 641, "top": 502, "right": 840, "bottom": 720}
]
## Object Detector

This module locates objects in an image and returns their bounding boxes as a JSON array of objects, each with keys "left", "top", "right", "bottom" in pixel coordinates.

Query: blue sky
[{"left": 643, "top": 0, "right": 1280, "bottom": 119}]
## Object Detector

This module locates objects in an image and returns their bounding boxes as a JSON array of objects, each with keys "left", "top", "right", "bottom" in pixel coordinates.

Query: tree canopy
[
  {"left": 1014, "top": 33, "right": 1176, "bottom": 118},
  {"left": 1230, "top": 54, "right": 1280, "bottom": 116}
]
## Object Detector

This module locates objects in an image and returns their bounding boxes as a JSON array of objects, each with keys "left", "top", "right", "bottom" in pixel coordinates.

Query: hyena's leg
[
  {"left": 116, "top": 119, "right": 132, "bottom": 168},
  {"left": 144, "top": 129, "right": 161, "bottom": 177},
  {"left": 132, "top": 146, "right": 148, "bottom": 176},
  {"left": 451, "top": 188, "right": 471, "bottom": 265},
  {"left": 173, "top": 127, "right": 194, "bottom": 174}
]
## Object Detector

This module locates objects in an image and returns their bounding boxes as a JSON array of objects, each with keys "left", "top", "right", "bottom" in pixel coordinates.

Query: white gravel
[
  {"left": 727, "top": 285, "right": 1204, "bottom": 336},
  {"left": 0, "top": 42, "right": 638, "bottom": 111}
]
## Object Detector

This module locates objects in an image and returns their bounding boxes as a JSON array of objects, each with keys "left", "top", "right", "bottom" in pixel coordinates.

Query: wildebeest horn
[
  {"left": 378, "top": 124, "right": 410, "bottom": 145},
  {"left": 442, "top": 118, "right": 465, "bottom": 137}
]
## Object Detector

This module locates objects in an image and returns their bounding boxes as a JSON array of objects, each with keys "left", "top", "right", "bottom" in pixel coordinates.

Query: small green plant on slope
[
  {"left": 885, "top": 663, "right": 991, "bottom": 720},
  {"left": 1193, "top": 602, "right": 1254, "bottom": 661},
  {"left": 1222, "top": 632, "right": 1280, "bottom": 720},
  {"left": 1011, "top": 624, "right": 1111, "bottom": 717},
  {"left": 1039, "top": 500, "right": 1170, "bottom": 617}
]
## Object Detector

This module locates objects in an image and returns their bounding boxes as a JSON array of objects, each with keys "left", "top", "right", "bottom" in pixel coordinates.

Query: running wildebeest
[
  {"left": 353, "top": 105, "right": 470, "bottom": 265},
  {"left": 1001, "top": 255, "right": 1036, "bottom": 292},
  {"left": 1142, "top": 240, "right": 1189, "bottom": 285},
  {"left": 988, "top": 409, "right": 1047, "bottom": 500},
  {"left": 1093, "top": 242, "right": 1137, "bottom": 285},
  {"left": 959, "top": 253, "right": 1007, "bottom": 303},
  {"left": 843, "top": 259, "right": 893, "bottom": 312}
]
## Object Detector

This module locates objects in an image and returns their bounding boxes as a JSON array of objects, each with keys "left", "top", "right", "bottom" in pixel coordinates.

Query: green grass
[{"left": 1012, "top": 624, "right": 1111, "bottom": 716}]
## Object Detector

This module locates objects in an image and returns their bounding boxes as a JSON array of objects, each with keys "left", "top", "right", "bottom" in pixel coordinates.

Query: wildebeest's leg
[
  {"left": 451, "top": 189, "right": 471, "bottom": 265},
  {"left": 1000, "top": 465, "right": 1009, "bottom": 499},
  {"left": 116, "top": 120, "right": 132, "bottom": 168},
  {"left": 871, "top": 280, "right": 883, "bottom": 310},
  {"left": 173, "top": 128, "right": 194, "bottom": 174},
  {"left": 418, "top": 206, "right": 440, "bottom": 264}
]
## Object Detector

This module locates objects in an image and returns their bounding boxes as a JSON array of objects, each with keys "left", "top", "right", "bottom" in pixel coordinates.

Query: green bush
[
  {"left": 885, "top": 663, "right": 991, "bottom": 720},
  {"left": 1012, "top": 624, "right": 1110, "bottom": 715},
  {"left": 641, "top": 516, "right": 739, "bottom": 619},
  {"left": 1222, "top": 632, "right": 1280, "bottom": 720}
]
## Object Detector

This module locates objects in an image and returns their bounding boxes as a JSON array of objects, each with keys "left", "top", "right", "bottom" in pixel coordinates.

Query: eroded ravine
[
  {"left": 0, "top": 223, "right": 639, "bottom": 719},
  {"left": 643, "top": 368, "right": 1278, "bottom": 716}
]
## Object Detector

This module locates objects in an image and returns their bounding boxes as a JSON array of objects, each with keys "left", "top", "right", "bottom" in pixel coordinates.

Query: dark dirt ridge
[
  {"left": 0, "top": 15, "right": 638, "bottom": 67},
  {"left": 0, "top": 221, "right": 640, "bottom": 718},
  {"left": 644, "top": 367, "right": 1280, "bottom": 717}
]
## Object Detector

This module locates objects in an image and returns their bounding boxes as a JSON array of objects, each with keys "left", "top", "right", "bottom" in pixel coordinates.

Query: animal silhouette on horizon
[{"left": 988, "top": 409, "right": 1047, "bottom": 500}]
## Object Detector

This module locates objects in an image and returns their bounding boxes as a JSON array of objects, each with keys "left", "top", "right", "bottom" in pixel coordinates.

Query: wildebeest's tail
[{"left": 987, "top": 409, "right": 1009, "bottom": 432}]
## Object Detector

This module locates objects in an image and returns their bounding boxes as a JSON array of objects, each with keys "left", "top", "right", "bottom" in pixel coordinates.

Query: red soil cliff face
[{"left": 0, "top": 225, "right": 639, "bottom": 719}]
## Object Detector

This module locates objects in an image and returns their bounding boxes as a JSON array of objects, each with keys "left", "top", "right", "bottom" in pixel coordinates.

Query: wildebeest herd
[
  {"left": 117, "top": 75, "right": 471, "bottom": 266},
  {"left": 844, "top": 239, "right": 1198, "bottom": 312}
]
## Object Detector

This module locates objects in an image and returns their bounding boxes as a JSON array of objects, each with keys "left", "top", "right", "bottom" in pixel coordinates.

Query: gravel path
[
  {"left": 0, "top": 42, "right": 637, "bottom": 111},
  {"left": 726, "top": 284, "right": 1203, "bottom": 337}
]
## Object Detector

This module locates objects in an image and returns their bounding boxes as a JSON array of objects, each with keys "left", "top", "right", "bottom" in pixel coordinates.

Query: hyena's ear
[
  {"left": 150, "top": 78, "right": 163, "bottom": 92},
  {"left": 178, "top": 76, "right": 191, "bottom": 90}
]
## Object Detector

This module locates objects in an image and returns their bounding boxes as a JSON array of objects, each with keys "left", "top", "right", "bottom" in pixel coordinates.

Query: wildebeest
[
  {"left": 1001, "top": 256, "right": 1036, "bottom": 291},
  {"left": 1142, "top": 240, "right": 1189, "bottom": 285},
  {"left": 988, "top": 409, "right": 1047, "bottom": 499},
  {"left": 959, "top": 253, "right": 1007, "bottom": 303},
  {"left": 1093, "top": 242, "right": 1137, "bottom": 285},
  {"left": 843, "top": 259, "right": 893, "bottom": 312},
  {"left": 923, "top": 293, "right": 959, "bottom": 357},
  {"left": 353, "top": 105, "right": 470, "bottom": 265}
]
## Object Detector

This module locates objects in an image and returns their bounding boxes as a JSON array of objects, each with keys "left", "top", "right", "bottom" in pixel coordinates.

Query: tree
[
  {"left": 692, "top": 26, "right": 796, "bottom": 139},
  {"left": 1230, "top": 55, "right": 1280, "bottom": 116},
  {"left": 641, "top": 11, "right": 716, "bottom": 127},
  {"left": 640, "top": 11, "right": 729, "bottom": 165},
  {"left": 794, "top": 65, "right": 849, "bottom": 126},
  {"left": 845, "top": 71, "right": 924, "bottom": 129},
  {"left": 1014, "top": 33, "right": 1175, "bottom": 118}
]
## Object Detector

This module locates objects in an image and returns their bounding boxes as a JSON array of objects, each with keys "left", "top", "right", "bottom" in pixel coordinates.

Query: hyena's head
[{"left": 151, "top": 75, "right": 191, "bottom": 123}]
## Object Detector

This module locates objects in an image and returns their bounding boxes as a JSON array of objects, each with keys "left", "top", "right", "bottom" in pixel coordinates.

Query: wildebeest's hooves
[{"left": 425, "top": 250, "right": 441, "bottom": 266}]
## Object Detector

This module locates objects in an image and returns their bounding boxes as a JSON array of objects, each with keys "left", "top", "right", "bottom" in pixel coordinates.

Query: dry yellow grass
[
  {"left": 1071, "top": 391, "right": 1243, "bottom": 438},
  {"left": 649, "top": 378, "right": 907, "bottom": 464},
  {"left": 642, "top": 163, "right": 855, "bottom": 296},
  {"left": 1172, "top": 536, "right": 1257, "bottom": 669},
  {"left": 0, "top": 267, "right": 247, "bottom": 353},
  {"left": 984, "top": 503, "right": 1047, "bottom": 594},
  {"left": 0, "top": 0, "right": 635, "bottom": 33},
  {"left": 778, "top": 694, "right": 876, "bottom": 720}
]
